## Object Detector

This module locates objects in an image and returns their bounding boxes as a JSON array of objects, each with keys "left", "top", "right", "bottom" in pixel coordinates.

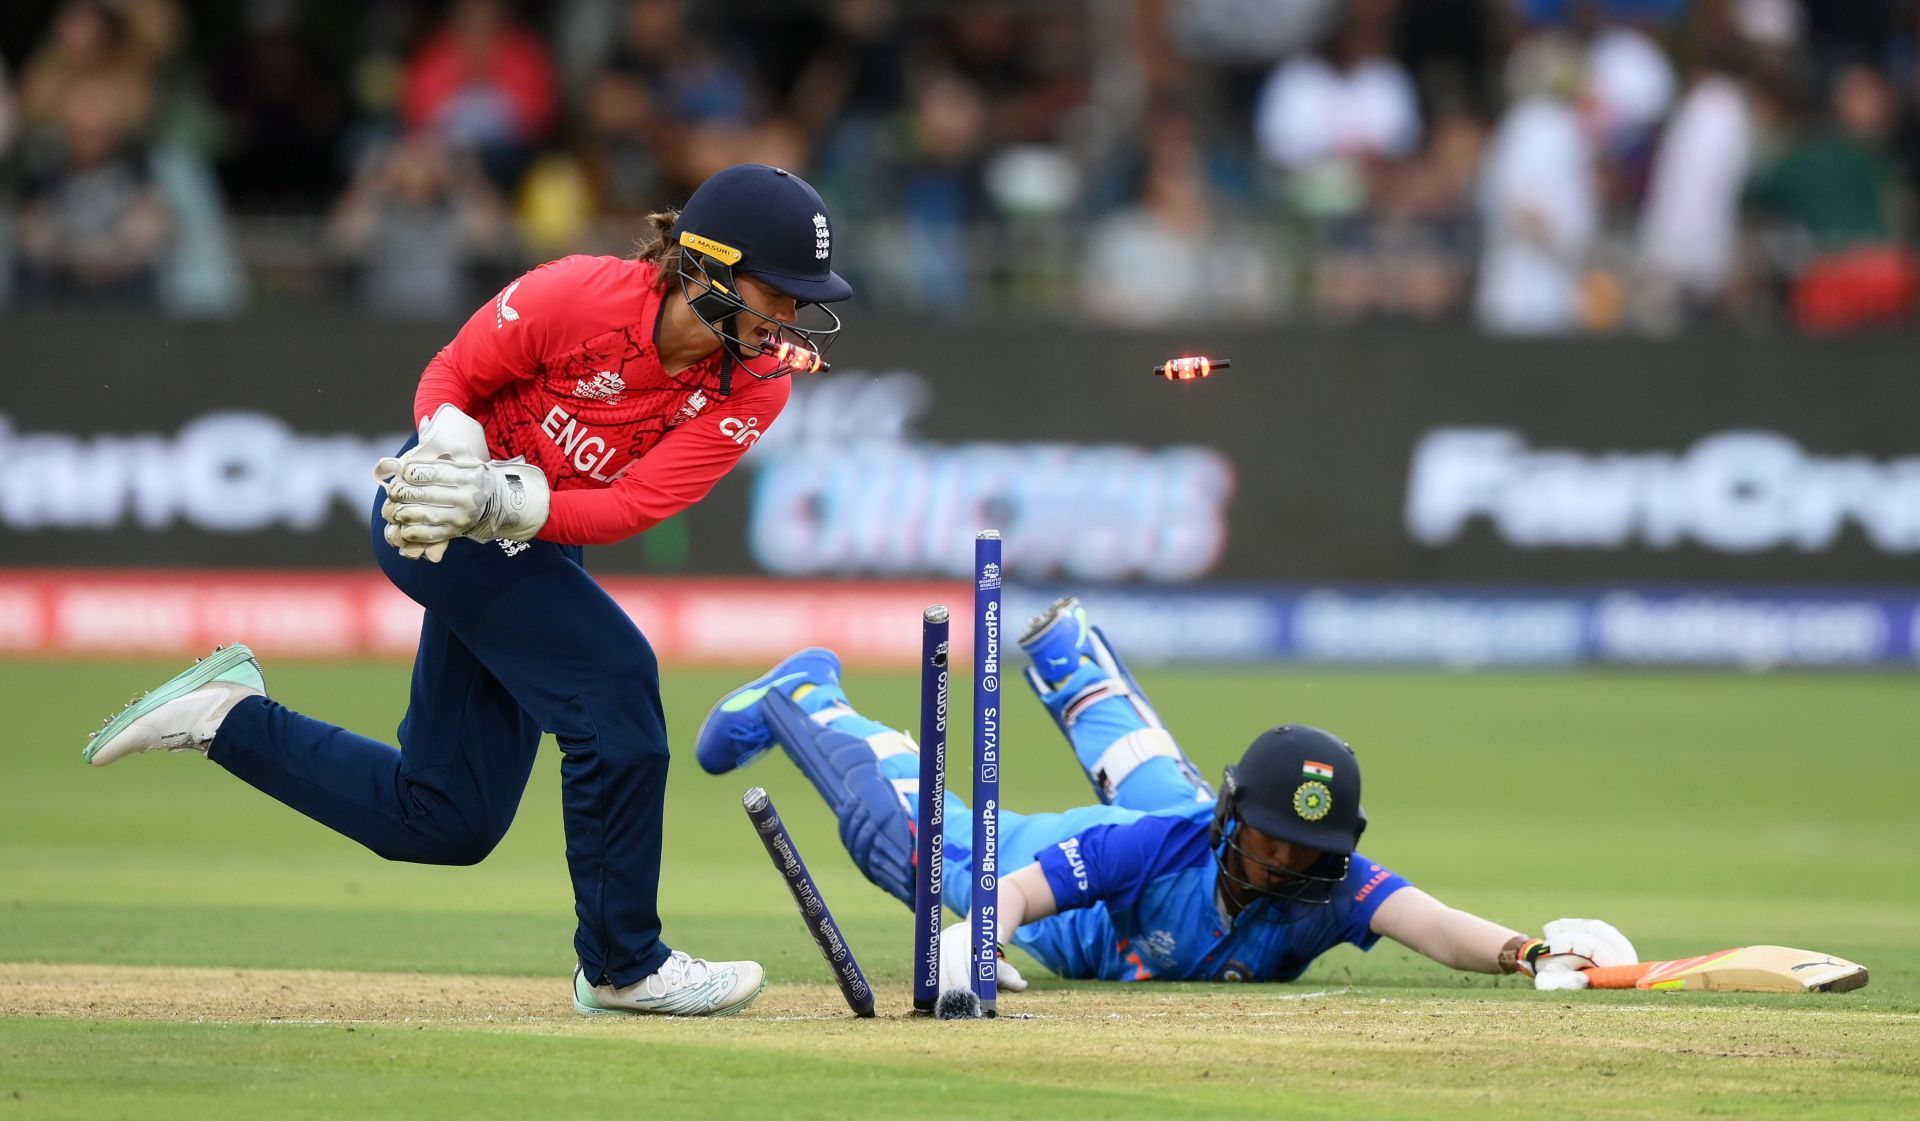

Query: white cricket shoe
[
  {"left": 82, "top": 645, "right": 265, "bottom": 767},
  {"left": 572, "top": 952, "right": 766, "bottom": 1017}
]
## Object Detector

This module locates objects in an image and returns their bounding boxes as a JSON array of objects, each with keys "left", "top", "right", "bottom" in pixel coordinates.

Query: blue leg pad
[
  {"left": 1023, "top": 625, "right": 1215, "bottom": 809},
  {"left": 762, "top": 690, "right": 916, "bottom": 906}
]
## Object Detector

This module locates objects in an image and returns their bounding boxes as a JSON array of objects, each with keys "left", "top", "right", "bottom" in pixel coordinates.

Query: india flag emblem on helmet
[{"left": 1302, "top": 760, "right": 1334, "bottom": 780}]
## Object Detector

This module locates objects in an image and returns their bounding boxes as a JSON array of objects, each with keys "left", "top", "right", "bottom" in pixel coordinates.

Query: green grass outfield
[{"left": 2, "top": 660, "right": 1916, "bottom": 1120}]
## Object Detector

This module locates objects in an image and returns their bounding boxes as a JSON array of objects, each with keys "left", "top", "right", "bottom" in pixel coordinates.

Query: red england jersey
[{"left": 411, "top": 255, "right": 792, "bottom": 546}]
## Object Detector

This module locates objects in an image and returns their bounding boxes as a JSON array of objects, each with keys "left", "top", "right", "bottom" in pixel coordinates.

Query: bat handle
[{"left": 1580, "top": 963, "right": 1653, "bottom": 989}]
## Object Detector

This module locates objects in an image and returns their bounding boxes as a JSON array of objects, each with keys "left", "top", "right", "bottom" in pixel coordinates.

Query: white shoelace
[{"left": 643, "top": 951, "right": 715, "bottom": 997}]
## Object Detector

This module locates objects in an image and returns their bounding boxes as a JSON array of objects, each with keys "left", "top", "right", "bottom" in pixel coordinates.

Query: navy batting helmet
[{"left": 1209, "top": 725, "right": 1367, "bottom": 907}]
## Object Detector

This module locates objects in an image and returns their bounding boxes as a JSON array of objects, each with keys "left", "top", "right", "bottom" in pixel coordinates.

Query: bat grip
[{"left": 1580, "top": 963, "right": 1652, "bottom": 989}]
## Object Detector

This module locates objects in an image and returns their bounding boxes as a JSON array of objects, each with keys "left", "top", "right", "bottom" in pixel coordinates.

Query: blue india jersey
[{"left": 1015, "top": 809, "right": 1409, "bottom": 982}]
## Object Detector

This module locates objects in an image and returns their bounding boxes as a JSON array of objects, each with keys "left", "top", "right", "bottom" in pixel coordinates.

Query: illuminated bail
[
  {"left": 771, "top": 339, "right": 827, "bottom": 374},
  {"left": 1152, "top": 356, "right": 1230, "bottom": 380}
]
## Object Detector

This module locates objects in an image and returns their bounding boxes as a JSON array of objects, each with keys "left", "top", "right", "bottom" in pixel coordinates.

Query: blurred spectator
[
  {"left": 17, "top": 0, "right": 157, "bottom": 130},
  {"left": 1747, "top": 64, "right": 1908, "bottom": 247},
  {"left": 584, "top": 0, "right": 767, "bottom": 207},
  {"left": 1164, "top": 0, "right": 1338, "bottom": 66},
  {"left": 1747, "top": 64, "right": 1917, "bottom": 330},
  {"left": 934, "top": 1, "right": 1059, "bottom": 145},
  {"left": 1085, "top": 91, "right": 1249, "bottom": 220},
  {"left": 1581, "top": 17, "right": 1676, "bottom": 211},
  {"left": 0, "top": 0, "right": 1910, "bottom": 330},
  {"left": 1316, "top": 106, "right": 1485, "bottom": 322},
  {"left": 1727, "top": 0, "right": 1804, "bottom": 52},
  {"left": 15, "top": 74, "right": 169, "bottom": 305},
  {"left": 1080, "top": 103, "right": 1280, "bottom": 327},
  {"left": 329, "top": 132, "right": 507, "bottom": 318},
  {"left": 0, "top": 56, "right": 16, "bottom": 311},
  {"left": 1634, "top": 52, "right": 1755, "bottom": 314},
  {"left": 1394, "top": 0, "right": 1498, "bottom": 118},
  {"left": 402, "top": 0, "right": 557, "bottom": 192},
  {"left": 614, "top": 0, "right": 760, "bottom": 126},
  {"left": 16, "top": 0, "right": 161, "bottom": 141},
  {"left": 878, "top": 68, "right": 989, "bottom": 312},
  {"left": 1253, "top": 0, "right": 1421, "bottom": 221},
  {"left": 212, "top": 0, "right": 351, "bottom": 210},
  {"left": 787, "top": 0, "right": 908, "bottom": 214},
  {"left": 1803, "top": 0, "right": 1902, "bottom": 77},
  {"left": 1515, "top": 1, "right": 1688, "bottom": 30},
  {"left": 0, "top": 54, "right": 16, "bottom": 155},
  {"left": 1474, "top": 35, "right": 1598, "bottom": 334}
]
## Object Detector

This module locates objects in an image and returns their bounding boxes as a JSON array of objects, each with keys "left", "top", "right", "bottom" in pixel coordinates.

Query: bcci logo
[{"left": 1293, "top": 781, "right": 1332, "bottom": 822}]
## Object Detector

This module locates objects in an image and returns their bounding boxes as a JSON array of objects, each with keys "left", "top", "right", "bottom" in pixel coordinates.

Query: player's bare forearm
[
  {"left": 994, "top": 863, "right": 1058, "bottom": 945},
  {"left": 1369, "top": 887, "right": 1525, "bottom": 973}
]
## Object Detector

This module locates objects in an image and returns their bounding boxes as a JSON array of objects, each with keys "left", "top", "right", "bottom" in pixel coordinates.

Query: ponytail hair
[{"left": 631, "top": 209, "right": 684, "bottom": 289}]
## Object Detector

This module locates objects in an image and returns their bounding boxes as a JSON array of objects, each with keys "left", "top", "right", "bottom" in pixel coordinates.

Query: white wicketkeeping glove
[
  {"left": 938, "top": 918, "right": 1027, "bottom": 994},
  {"left": 1530, "top": 918, "right": 1638, "bottom": 991},
  {"left": 374, "top": 405, "right": 550, "bottom": 559},
  {"left": 373, "top": 405, "right": 489, "bottom": 562}
]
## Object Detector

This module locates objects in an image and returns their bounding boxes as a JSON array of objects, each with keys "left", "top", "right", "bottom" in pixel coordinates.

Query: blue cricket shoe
[
  {"left": 1018, "top": 596, "right": 1092, "bottom": 689},
  {"left": 694, "top": 646, "right": 844, "bottom": 775}
]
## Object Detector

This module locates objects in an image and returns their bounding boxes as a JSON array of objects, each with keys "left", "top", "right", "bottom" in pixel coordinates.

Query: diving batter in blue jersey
[{"left": 697, "top": 598, "right": 1639, "bottom": 997}]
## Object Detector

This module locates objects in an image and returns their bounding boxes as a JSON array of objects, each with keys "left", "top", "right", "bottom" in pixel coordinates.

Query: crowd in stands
[{"left": 0, "top": 0, "right": 1915, "bottom": 333}]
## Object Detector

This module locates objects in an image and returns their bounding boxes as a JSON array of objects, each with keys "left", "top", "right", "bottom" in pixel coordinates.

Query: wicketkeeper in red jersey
[{"left": 81, "top": 164, "right": 852, "bottom": 1017}]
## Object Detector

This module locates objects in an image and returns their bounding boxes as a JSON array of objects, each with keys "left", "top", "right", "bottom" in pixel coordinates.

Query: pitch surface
[{"left": 3, "top": 662, "right": 1915, "bottom": 1119}]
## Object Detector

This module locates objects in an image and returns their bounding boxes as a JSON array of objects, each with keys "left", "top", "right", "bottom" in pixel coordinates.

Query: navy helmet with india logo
[
  {"left": 1209, "top": 725, "right": 1367, "bottom": 906},
  {"left": 671, "top": 163, "right": 851, "bottom": 379}
]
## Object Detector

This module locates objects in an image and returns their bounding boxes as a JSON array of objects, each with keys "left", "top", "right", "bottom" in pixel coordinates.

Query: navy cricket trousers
[{"left": 208, "top": 471, "right": 672, "bottom": 988}]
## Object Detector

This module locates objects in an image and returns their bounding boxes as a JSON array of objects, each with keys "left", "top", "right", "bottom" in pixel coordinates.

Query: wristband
[{"left": 1499, "top": 936, "right": 1549, "bottom": 975}]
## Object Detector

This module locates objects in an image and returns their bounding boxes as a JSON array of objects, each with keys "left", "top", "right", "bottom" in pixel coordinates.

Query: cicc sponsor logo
[
  {"left": 1406, "top": 427, "right": 1920, "bottom": 554},
  {"left": 719, "top": 416, "right": 762, "bottom": 447}
]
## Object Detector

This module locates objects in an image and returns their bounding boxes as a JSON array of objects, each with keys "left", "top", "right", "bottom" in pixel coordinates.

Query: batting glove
[
  {"left": 1530, "top": 918, "right": 1638, "bottom": 991},
  {"left": 938, "top": 918, "right": 1028, "bottom": 995}
]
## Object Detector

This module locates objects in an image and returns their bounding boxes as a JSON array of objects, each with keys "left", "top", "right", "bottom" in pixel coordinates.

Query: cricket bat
[{"left": 1580, "top": 945, "right": 1869, "bottom": 993}]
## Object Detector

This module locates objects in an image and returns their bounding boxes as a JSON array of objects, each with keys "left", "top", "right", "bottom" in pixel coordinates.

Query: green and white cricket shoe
[
  {"left": 572, "top": 952, "right": 766, "bottom": 1017},
  {"left": 82, "top": 644, "right": 265, "bottom": 767}
]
